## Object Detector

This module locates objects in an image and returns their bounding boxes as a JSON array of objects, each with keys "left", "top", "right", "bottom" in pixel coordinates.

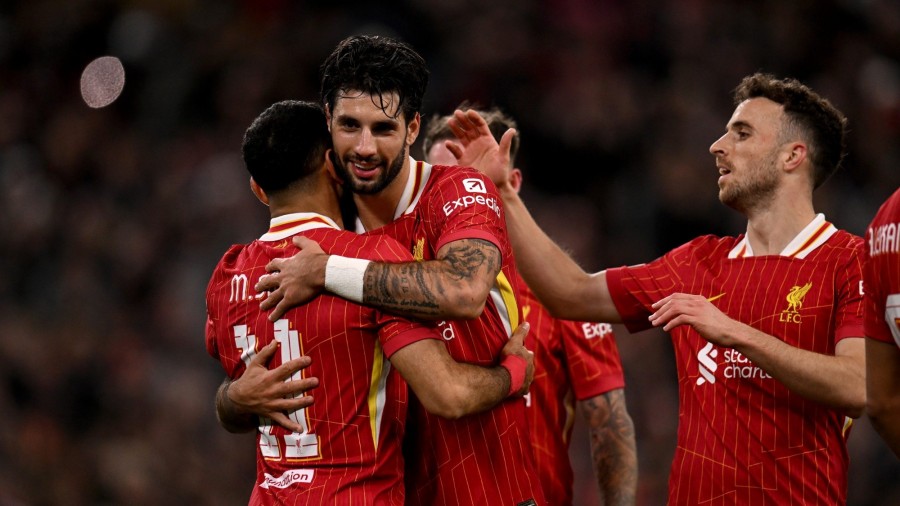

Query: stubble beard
[
  {"left": 335, "top": 145, "right": 407, "bottom": 196},
  {"left": 719, "top": 150, "right": 780, "bottom": 215}
]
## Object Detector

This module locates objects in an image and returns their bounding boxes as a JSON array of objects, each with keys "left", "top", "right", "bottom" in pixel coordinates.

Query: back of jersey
[{"left": 206, "top": 224, "right": 432, "bottom": 505}]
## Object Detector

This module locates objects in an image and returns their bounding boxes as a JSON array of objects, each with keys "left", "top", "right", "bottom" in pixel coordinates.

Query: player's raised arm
[{"left": 447, "top": 109, "right": 621, "bottom": 323}]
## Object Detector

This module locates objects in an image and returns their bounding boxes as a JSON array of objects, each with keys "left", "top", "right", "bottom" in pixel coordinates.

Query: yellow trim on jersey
[
  {"left": 368, "top": 341, "right": 385, "bottom": 451},
  {"left": 842, "top": 416, "right": 853, "bottom": 438},
  {"left": 496, "top": 270, "right": 519, "bottom": 333}
]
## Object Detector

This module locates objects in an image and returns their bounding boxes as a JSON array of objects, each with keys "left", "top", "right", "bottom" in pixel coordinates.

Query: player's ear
[
  {"left": 406, "top": 112, "right": 420, "bottom": 146},
  {"left": 509, "top": 168, "right": 524, "bottom": 193},
  {"left": 250, "top": 177, "right": 269, "bottom": 206},
  {"left": 324, "top": 104, "right": 333, "bottom": 133},
  {"left": 783, "top": 142, "right": 808, "bottom": 173}
]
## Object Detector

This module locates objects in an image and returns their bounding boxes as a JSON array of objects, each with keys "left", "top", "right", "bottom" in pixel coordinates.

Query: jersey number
[{"left": 234, "top": 319, "right": 320, "bottom": 460}]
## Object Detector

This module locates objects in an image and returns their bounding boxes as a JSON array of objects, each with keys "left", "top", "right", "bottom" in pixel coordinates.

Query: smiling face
[
  {"left": 328, "top": 90, "right": 419, "bottom": 196},
  {"left": 709, "top": 97, "right": 787, "bottom": 214}
]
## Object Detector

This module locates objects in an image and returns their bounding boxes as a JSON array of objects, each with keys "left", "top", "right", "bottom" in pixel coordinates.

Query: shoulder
[
  {"left": 427, "top": 164, "right": 500, "bottom": 195},
  {"left": 671, "top": 234, "right": 739, "bottom": 258},
  {"left": 321, "top": 230, "right": 413, "bottom": 263}
]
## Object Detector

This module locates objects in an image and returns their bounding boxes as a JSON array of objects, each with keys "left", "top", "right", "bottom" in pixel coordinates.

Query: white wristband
[{"left": 324, "top": 255, "right": 371, "bottom": 303}]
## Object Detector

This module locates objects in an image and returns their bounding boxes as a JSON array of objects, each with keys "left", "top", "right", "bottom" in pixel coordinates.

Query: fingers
[
  {"left": 280, "top": 376, "right": 320, "bottom": 397},
  {"left": 509, "top": 321, "right": 530, "bottom": 346},
  {"left": 265, "top": 257, "right": 286, "bottom": 274},
  {"left": 498, "top": 128, "right": 517, "bottom": 156},
  {"left": 267, "top": 411, "right": 306, "bottom": 434},
  {"left": 268, "top": 299, "right": 290, "bottom": 322},
  {"left": 256, "top": 272, "right": 280, "bottom": 292},
  {"left": 445, "top": 140, "right": 463, "bottom": 161},
  {"left": 259, "top": 289, "right": 283, "bottom": 313},
  {"left": 272, "top": 355, "right": 313, "bottom": 381},
  {"left": 250, "top": 340, "right": 279, "bottom": 367}
]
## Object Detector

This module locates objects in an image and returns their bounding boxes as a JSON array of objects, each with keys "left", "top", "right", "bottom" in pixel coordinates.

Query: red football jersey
[
  {"left": 606, "top": 214, "right": 864, "bottom": 505},
  {"left": 206, "top": 213, "right": 439, "bottom": 505},
  {"left": 864, "top": 187, "right": 900, "bottom": 347},
  {"left": 365, "top": 160, "right": 545, "bottom": 505},
  {"left": 519, "top": 281, "right": 625, "bottom": 506}
]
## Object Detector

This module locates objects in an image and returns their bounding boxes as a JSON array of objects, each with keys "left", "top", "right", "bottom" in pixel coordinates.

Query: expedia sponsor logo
[
  {"left": 779, "top": 282, "right": 812, "bottom": 323},
  {"left": 260, "top": 469, "right": 314, "bottom": 489},
  {"left": 696, "top": 342, "right": 772, "bottom": 385},
  {"left": 463, "top": 178, "right": 487, "bottom": 193},
  {"left": 442, "top": 194, "right": 501, "bottom": 218},
  {"left": 581, "top": 322, "right": 613, "bottom": 339}
]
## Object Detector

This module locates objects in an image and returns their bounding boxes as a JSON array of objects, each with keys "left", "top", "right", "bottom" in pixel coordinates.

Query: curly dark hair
[
  {"left": 422, "top": 102, "right": 521, "bottom": 165},
  {"left": 320, "top": 35, "right": 429, "bottom": 123},
  {"left": 241, "top": 100, "right": 331, "bottom": 194},
  {"left": 733, "top": 73, "right": 848, "bottom": 188}
]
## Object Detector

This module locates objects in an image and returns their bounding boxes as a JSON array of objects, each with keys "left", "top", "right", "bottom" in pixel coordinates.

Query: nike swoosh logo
[{"left": 707, "top": 292, "right": 726, "bottom": 302}]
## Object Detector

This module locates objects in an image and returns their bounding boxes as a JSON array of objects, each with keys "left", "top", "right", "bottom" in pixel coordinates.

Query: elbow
[
  {"left": 866, "top": 392, "right": 899, "bottom": 427},
  {"left": 419, "top": 398, "right": 468, "bottom": 420},
  {"left": 417, "top": 386, "right": 472, "bottom": 420},
  {"left": 844, "top": 390, "right": 867, "bottom": 419},
  {"left": 443, "top": 285, "right": 488, "bottom": 320}
]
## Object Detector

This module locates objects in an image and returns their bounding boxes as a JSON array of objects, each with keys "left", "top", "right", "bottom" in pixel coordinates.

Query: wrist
[
  {"left": 500, "top": 354, "right": 527, "bottom": 397},
  {"left": 324, "top": 255, "right": 371, "bottom": 303}
]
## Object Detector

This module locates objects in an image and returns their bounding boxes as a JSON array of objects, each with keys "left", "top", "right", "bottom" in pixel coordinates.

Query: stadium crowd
[{"left": 0, "top": 0, "right": 898, "bottom": 504}]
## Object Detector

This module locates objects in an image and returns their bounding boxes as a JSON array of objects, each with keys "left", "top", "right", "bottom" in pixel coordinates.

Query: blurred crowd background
[{"left": 1, "top": 0, "right": 899, "bottom": 504}]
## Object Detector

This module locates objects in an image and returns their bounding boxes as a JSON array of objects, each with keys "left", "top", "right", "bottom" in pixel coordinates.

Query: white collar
[
  {"left": 727, "top": 213, "right": 837, "bottom": 259},
  {"left": 259, "top": 212, "right": 341, "bottom": 241}
]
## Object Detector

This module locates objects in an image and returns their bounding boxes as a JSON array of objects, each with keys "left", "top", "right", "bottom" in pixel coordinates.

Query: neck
[
  {"left": 267, "top": 178, "right": 344, "bottom": 228},
  {"left": 743, "top": 185, "right": 816, "bottom": 255}
]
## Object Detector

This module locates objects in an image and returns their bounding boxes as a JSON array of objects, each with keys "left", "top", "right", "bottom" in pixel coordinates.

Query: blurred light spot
[{"left": 80, "top": 56, "right": 125, "bottom": 109}]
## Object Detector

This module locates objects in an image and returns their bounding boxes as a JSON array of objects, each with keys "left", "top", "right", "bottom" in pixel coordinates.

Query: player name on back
[{"left": 869, "top": 221, "right": 900, "bottom": 256}]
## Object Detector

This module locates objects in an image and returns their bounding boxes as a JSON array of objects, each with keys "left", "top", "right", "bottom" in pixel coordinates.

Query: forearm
[
  {"left": 215, "top": 378, "right": 258, "bottom": 433},
  {"left": 733, "top": 326, "right": 865, "bottom": 416},
  {"left": 361, "top": 239, "right": 499, "bottom": 320},
  {"left": 581, "top": 389, "right": 637, "bottom": 506},
  {"left": 391, "top": 340, "right": 512, "bottom": 419},
  {"left": 866, "top": 338, "right": 900, "bottom": 458},
  {"left": 500, "top": 187, "right": 619, "bottom": 322}
]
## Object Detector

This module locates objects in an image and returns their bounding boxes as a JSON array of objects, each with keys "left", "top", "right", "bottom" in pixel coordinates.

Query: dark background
[{"left": 1, "top": 0, "right": 898, "bottom": 504}]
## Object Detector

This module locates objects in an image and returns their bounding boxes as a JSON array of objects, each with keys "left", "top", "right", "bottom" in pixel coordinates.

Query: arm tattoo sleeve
[
  {"left": 581, "top": 388, "right": 638, "bottom": 506},
  {"left": 362, "top": 238, "right": 501, "bottom": 319}
]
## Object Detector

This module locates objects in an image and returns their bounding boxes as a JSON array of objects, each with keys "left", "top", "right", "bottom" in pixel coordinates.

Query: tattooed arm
[
  {"left": 580, "top": 388, "right": 638, "bottom": 506},
  {"left": 257, "top": 236, "right": 501, "bottom": 321},
  {"left": 362, "top": 238, "right": 500, "bottom": 319}
]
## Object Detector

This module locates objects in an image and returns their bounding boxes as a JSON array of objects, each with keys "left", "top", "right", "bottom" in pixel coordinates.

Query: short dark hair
[
  {"left": 320, "top": 35, "right": 429, "bottom": 123},
  {"left": 422, "top": 103, "right": 521, "bottom": 164},
  {"left": 733, "top": 72, "right": 848, "bottom": 188},
  {"left": 241, "top": 100, "right": 330, "bottom": 194}
]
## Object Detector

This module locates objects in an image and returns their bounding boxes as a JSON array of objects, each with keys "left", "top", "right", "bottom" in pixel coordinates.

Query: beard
[
  {"left": 719, "top": 149, "right": 780, "bottom": 214},
  {"left": 333, "top": 145, "right": 407, "bottom": 196}
]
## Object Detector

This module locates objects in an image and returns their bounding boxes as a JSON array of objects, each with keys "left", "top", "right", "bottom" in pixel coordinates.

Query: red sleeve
[
  {"left": 560, "top": 319, "right": 626, "bottom": 400},
  {"left": 864, "top": 191, "right": 900, "bottom": 345},
  {"left": 833, "top": 236, "right": 866, "bottom": 342},
  {"left": 425, "top": 167, "right": 506, "bottom": 254}
]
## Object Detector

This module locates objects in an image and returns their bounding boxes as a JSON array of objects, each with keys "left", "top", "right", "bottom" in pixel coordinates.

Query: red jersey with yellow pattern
[
  {"left": 519, "top": 279, "right": 625, "bottom": 506},
  {"left": 206, "top": 213, "right": 439, "bottom": 506},
  {"left": 864, "top": 187, "right": 900, "bottom": 347},
  {"left": 365, "top": 159, "right": 544, "bottom": 505},
  {"left": 606, "top": 214, "right": 864, "bottom": 505}
]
